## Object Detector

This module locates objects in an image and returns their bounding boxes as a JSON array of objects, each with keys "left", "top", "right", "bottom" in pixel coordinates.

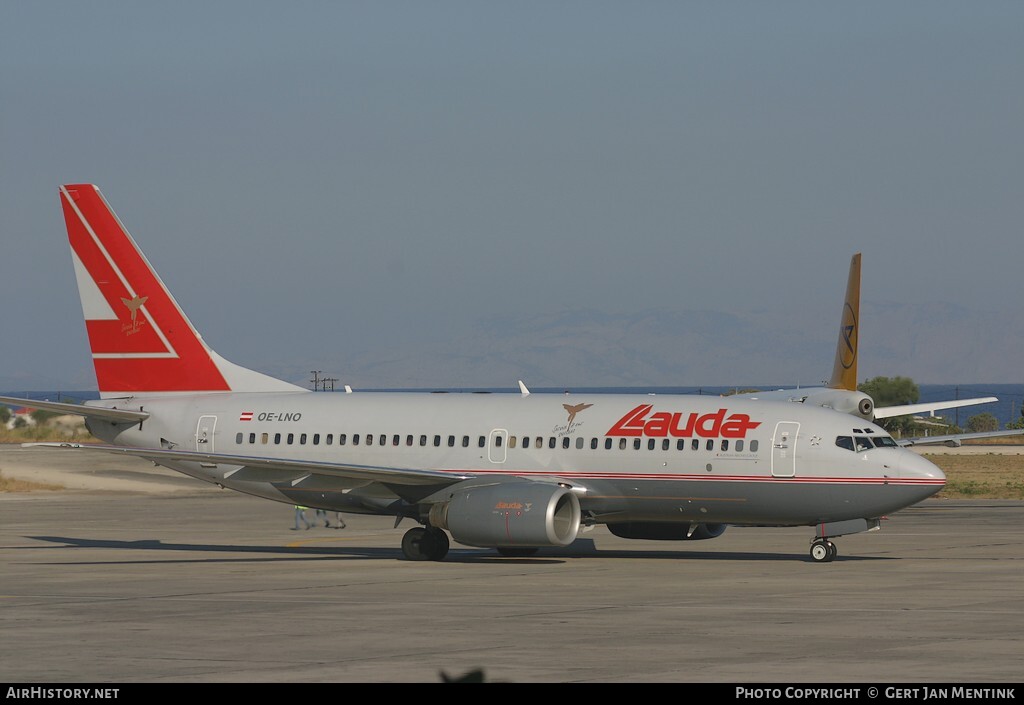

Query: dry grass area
[
  {"left": 0, "top": 471, "right": 64, "bottom": 492},
  {"left": 963, "top": 435, "right": 1024, "bottom": 445},
  {"left": 924, "top": 452, "right": 1024, "bottom": 499}
]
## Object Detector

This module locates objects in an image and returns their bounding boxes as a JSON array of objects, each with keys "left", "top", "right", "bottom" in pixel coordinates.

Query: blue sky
[{"left": 2, "top": 2, "right": 1022, "bottom": 390}]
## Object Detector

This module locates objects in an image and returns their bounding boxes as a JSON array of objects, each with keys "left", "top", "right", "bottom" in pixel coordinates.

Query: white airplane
[{"left": 3, "top": 184, "right": 958, "bottom": 563}]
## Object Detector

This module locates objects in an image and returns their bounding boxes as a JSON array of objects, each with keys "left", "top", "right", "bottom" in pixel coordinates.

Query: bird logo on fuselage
[{"left": 563, "top": 403, "right": 593, "bottom": 426}]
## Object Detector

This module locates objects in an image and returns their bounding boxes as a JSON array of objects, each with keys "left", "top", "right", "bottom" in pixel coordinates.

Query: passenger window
[
  {"left": 577, "top": 438, "right": 585, "bottom": 449},
  {"left": 706, "top": 439, "right": 713, "bottom": 451},
  {"left": 353, "top": 434, "right": 360, "bottom": 445},
  {"left": 462, "top": 436, "right": 469, "bottom": 448},
  {"left": 633, "top": 439, "right": 641, "bottom": 450},
  {"left": 326, "top": 434, "right": 333, "bottom": 445},
  {"left": 366, "top": 434, "right": 373, "bottom": 446},
  {"left": 662, "top": 439, "right": 670, "bottom": 451},
  {"left": 448, "top": 435, "right": 455, "bottom": 447},
  {"left": 235, "top": 433, "right": 243, "bottom": 444},
  {"left": 736, "top": 440, "right": 743, "bottom": 452},
  {"left": 750, "top": 440, "right": 759, "bottom": 452},
  {"left": 591, "top": 438, "right": 598, "bottom": 449},
  {"left": 648, "top": 439, "right": 656, "bottom": 450},
  {"left": 619, "top": 439, "right": 627, "bottom": 450},
  {"left": 339, "top": 433, "right": 347, "bottom": 445},
  {"left": 721, "top": 440, "right": 728, "bottom": 451},
  {"left": 433, "top": 435, "right": 441, "bottom": 447},
  {"left": 835, "top": 436, "right": 855, "bottom": 451},
  {"left": 691, "top": 439, "right": 699, "bottom": 451},
  {"left": 249, "top": 433, "right": 256, "bottom": 444},
  {"left": 381, "top": 434, "right": 388, "bottom": 446},
  {"left": 287, "top": 433, "right": 294, "bottom": 445},
  {"left": 300, "top": 433, "right": 307, "bottom": 444},
  {"left": 677, "top": 439, "right": 685, "bottom": 450},
  {"left": 549, "top": 437, "right": 556, "bottom": 449},
  {"left": 406, "top": 435, "right": 413, "bottom": 446},
  {"left": 274, "top": 433, "right": 281, "bottom": 444},
  {"left": 261, "top": 433, "right": 269, "bottom": 445},
  {"left": 419, "top": 435, "right": 427, "bottom": 446},
  {"left": 494, "top": 435, "right": 503, "bottom": 447},
  {"left": 392, "top": 434, "right": 400, "bottom": 446},
  {"left": 562, "top": 437, "right": 570, "bottom": 449},
  {"left": 605, "top": 438, "right": 612, "bottom": 450},
  {"left": 509, "top": 436, "right": 517, "bottom": 449},
  {"left": 314, "top": 434, "right": 320, "bottom": 445}
]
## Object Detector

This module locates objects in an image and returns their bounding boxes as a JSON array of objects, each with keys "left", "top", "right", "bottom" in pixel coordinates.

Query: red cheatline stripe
[{"left": 432, "top": 468, "right": 945, "bottom": 485}]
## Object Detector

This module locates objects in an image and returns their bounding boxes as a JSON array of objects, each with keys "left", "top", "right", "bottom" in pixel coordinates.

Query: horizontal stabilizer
[{"left": 0, "top": 395, "right": 149, "bottom": 423}]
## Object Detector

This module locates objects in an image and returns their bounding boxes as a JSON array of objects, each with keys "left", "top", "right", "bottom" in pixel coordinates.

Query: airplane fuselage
[{"left": 87, "top": 391, "right": 945, "bottom": 529}]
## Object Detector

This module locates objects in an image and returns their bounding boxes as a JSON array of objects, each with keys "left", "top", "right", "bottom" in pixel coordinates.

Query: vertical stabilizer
[
  {"left": 828, "top": 253, "right": 861, "bottom": 391},
  {"left": 60, "top": 184, "right": 305, "bottom": 398}
]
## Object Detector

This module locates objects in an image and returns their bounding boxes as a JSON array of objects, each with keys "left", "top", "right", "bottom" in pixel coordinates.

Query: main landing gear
[
  {"left": 809, "top": 539, "right": 838, "bottom": 563},
  {"left": 401, "top": 526, "right": 450, "bottom": 561}
]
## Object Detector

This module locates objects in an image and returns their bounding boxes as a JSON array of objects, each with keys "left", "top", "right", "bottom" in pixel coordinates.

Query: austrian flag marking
[{"left": 239, "top": 412, "right": 254, "bottom": 422}]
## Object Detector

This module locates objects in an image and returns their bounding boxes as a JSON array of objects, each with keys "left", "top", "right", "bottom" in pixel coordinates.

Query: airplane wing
[
  {"left": 874, "top": 397, "right": 998, "bottom": 419},
  {"left": 24, "top": 443, "right": 474, "bottom": 487},
  {"left": 0, "top": 395, "right": 149, "bottom": 424},
  {"left": 896, "top": 428, "right": 1024, "bottom": 447}
]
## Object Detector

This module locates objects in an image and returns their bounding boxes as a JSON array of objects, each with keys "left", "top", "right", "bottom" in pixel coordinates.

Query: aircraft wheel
[
  {"left": 401, "top": 527, "right": 431, "bottom": 561},
  {"left": 827, "top": 541, "right": 838, "bottom": 561},
  {"left": 810, "top": 541, "right": 832, "bottom": 563},
  {"left": 424, "top": 527, "right": 450, "bottom": 561},
  {"left": 497, "top": 547, "right": 539, "bottom": 557}
]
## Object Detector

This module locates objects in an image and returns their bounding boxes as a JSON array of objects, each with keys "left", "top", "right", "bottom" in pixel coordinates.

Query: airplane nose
[{"left": 899, "top": 451, "right": 946, "bottom": 498}]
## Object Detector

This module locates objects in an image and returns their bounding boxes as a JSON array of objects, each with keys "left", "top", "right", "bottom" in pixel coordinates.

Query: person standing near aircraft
[{"left": 293, "top": 505, "right": 312, "bottom": 530}]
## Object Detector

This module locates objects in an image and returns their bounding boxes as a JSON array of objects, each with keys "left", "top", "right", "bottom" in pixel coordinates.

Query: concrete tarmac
[{"left": 1, "top": 447, "right": 1022, "bottom": 683}]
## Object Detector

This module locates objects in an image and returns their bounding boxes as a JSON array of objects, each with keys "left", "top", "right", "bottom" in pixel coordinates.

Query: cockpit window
[{"left": 839, "top": 433, "right": 898, "bottom": 451}]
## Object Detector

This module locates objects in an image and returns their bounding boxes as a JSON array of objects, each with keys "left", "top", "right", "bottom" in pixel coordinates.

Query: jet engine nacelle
[
  {"left": 429, "top": 481, "right": 581, "bottom": 548},
  {"left": 606, "top": 522, "right": 727, "bottom": 541},
  {"left": 800, "top": 389, "right": 875, "bottom": 420}
]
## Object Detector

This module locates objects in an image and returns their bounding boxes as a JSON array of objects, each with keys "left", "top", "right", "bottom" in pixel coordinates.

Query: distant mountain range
[
  {"left": 279, "top": 301, "right": 1024, "bottom": 389},
  {"left": 4, "top": 301, "right": 1020, "bottom": 392}
]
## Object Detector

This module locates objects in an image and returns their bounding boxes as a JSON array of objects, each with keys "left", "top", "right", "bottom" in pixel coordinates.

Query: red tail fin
[{"left": 61, "top": 184, "right": 302, "bottom": 397}]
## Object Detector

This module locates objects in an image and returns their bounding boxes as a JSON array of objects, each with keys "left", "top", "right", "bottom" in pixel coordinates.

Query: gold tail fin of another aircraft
[{"left": 828, "top": 253, "right": 861, "bottom": 392}]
